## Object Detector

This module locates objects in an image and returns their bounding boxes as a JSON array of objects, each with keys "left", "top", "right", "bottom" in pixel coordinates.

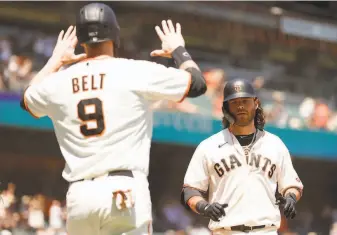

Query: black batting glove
[
  {"left": 276, "top": 192, "right": 297, "bottom": 219},
  {"left": 196, "top": 201, "right": 228, "bottom": 222}
]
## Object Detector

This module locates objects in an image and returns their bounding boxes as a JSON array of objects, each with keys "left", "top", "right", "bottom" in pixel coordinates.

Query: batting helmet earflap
[
  {"left": 76, "top": 3, "right": 120, "bottom": 47},
  {"left": 222, "top": 78, "right": 257, "bottom": 124}
]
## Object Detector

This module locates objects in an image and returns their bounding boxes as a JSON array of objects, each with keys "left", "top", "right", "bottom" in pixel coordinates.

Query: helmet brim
[{"left": 223, "top": 92, "right": 256, "bottom": 102}]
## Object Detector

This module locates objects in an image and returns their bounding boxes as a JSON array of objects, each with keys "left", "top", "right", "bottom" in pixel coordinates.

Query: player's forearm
[
  {"left": 187, "top": 196, "right": 208, "bottom": 214},
  {"left": 29, "top": 58, "right": 62, "bottom": 86},
  {"left": 171, "top": 46, "right": 200, "bottom": 71},
  {"left": 171, "top": 47, "right": 206, "bottom": 98},
  {"left": 285, "top": 188, "right": 301, "bottom": 201},
  {"left": 184, "top": 66, "right": 207, "bottom": 98},
  {"left": 179, "top": 60, "right": 200, "bottom": 71}
]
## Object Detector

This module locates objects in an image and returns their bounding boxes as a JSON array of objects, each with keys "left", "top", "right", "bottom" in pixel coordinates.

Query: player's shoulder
[
  {"left": 262, "top": 130, "right": 287, "bottom": 147},
  {"left": 39, "top": 65, "right": 69, "bottom": 87},
  {"left": 198, "top": 129, "right": 228, "bottom": 150},
  {"left": 56, "top": 62, "right": 84, "bottom": 76},
  {"left": 125, "top": 58, "right": 168, "bottom": 70},
  {"left": 64, "top": 57, "right": 131, "bottom": 69},
  {"left": 86, "top": 57, "right": 172, "bottom": 72}
]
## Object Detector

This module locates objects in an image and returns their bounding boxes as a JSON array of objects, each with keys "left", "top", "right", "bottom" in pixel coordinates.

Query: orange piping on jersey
[
  {"left": 282, "top": 186, "right": 303, "bottom": 197},
  {"left": 182, "top": 184, "right": 207, "bottom": 194},
  {"left": 177, "top": 72, "right": 192, "bottom": 103},
  {"left": 79, "top": 55, "right": 112, "bottom": 63},
  {"left": 23, "top": 86, "right": 40, "bottom": 119}
]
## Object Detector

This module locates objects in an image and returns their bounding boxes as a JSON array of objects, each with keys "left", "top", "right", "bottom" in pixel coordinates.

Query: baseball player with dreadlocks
[
  {"left": 20, "top": 3, "right": 207, "bottom": 235},
  {"left": 181, "top": 79, "right": 303, "bottom": 234}
]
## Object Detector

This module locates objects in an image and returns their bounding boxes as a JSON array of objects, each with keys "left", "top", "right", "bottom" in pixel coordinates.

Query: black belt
[
  {"left": 71, "top": 170, "right": 134, "bottom": 183},
  {"left": 230, "top": 225, "right": 266, "bottom": 232}
]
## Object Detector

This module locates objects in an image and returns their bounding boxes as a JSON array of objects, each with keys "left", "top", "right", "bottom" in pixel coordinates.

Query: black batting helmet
[
  {"left": 76, "top": 3, "right": 120, "bottom": 47},
  {"left": 222, "top": 78, "right": 257, "bottom": 124},
  {"left": 223, "top": 78, "right": 256, "bottom": 102}
]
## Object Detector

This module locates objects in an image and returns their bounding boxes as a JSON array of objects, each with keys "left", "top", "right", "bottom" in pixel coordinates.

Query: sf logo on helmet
[{"left": 234, "top": 84, "right": 242, "bottom": 92}]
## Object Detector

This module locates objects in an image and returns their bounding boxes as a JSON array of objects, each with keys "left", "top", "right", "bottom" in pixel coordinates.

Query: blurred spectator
[
  {"left": 1, "top": 183, "right": 16, "bottom": 212},
  {"left": 265, "top": 91, "right": 288, "bottom": 128},
  {"left": 288, "top": 117, "right": 303, "bottom": 130},
  {"left": 252, "top": 76, "right": 265, "bottom": 94},
  {"left": 309, "top": 102, "right": 331, "bottom": 130},
  {"left": 19, "top": 196, "right": 30, "bottom": 214},
  {"left": 27, "top": 196, "right": 45, "bottom": 230},
  {"left": 299, "top": 97, "right": 316, "bottom": 127},
  {"left": 4, "top": 55, "right": 33, "bottom": 92},
  {"left": 186, "top": 68, "right": 226, "bottom": 118},
  {"left": 0, "top": 38, "right": 12, "bottom": 62},
  {"left": 48, "top": 200, "right": 63, "bottom": 231},
  {"left": 327, "top": 112, "right": 337, "bottom": 132}
]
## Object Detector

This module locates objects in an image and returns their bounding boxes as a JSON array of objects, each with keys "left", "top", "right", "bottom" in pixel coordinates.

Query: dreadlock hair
[{"left": 222, "top": 98, "right": 266, "bottom": 130}]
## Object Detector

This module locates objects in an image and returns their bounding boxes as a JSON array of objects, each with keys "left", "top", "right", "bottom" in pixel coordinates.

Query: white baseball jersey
[
  {"left": 183, "top": 128, "right": 303, "bottom": 231},
  {"left": 23, "top": 56, "right": 191, "bottom": 182}
]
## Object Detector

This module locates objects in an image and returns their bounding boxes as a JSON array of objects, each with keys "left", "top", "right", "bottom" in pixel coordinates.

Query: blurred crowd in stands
[
  {"left": 1, "top": 182, "right": 337, "bottom": 235},
  {"left": 153, "top": 68, "right": 337, "bottom": 132},
  {"left": 0, "top": 183, "right": 67, "bottom": 235},
  {"left": 0, "top": 25, "right": 336, "bottom": 133},
  {"left": 0, "top": 25, "right": 56, "bottom": 93}
]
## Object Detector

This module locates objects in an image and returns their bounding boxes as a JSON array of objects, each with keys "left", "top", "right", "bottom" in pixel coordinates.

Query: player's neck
[
  {"left": 86, "top": 50, "right": 114, "bottom": 58},
  {"left": 84, "top": 42, "right": 114, "bottom": 58},
  {"left": 230, "top": 122, "right": 256, "bottom": 136}
]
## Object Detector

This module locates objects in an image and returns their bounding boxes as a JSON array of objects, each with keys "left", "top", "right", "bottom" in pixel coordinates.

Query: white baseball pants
[{"left": 66, "top": 171, "right": 152, "bottom": 235}]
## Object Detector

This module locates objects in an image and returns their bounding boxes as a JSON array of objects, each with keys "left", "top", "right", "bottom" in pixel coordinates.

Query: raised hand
[
  {"left": 51, "top": 25, "right": 87, "bottom": 66},
  {"left": 150, "top": 20, "right": 185, "bottom": 58}
]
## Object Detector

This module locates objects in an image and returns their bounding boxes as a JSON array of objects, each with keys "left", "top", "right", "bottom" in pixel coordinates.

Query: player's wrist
[
  {"left": 171, "top": 46, "right": 192, "bottom": 67},
  {"left": 195, "top": 200, "right": 209, "bottom": 214},
  {"left": 284, "top": 187, "right": 301, "bottom": 201},
  {"left": 286, "top": 192, "right": 297, "bottom": 203},
  {"left": 47, "top": 57, "right": 63, "bottom": 72}
]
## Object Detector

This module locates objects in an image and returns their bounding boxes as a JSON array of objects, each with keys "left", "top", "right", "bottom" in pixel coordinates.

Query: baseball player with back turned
[
  {"left": 20, "top": 3, "right": 207, "bottom": 235},
  {"left": 181, "top": 79, "right": 303, "bottom": 234}
]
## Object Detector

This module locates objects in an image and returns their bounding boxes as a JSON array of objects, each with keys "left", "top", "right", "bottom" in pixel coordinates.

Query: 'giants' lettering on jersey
[
  {"left": 214, "top": 153, "right": 276, "bottom": 178},
  {"left": 72, "top": 73, "right": 105, "bottom": 93}
]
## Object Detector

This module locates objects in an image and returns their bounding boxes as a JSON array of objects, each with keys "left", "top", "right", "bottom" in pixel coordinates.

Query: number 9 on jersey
[{"left": 77, "top": 98, "right": 105, "bottom": 137}]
